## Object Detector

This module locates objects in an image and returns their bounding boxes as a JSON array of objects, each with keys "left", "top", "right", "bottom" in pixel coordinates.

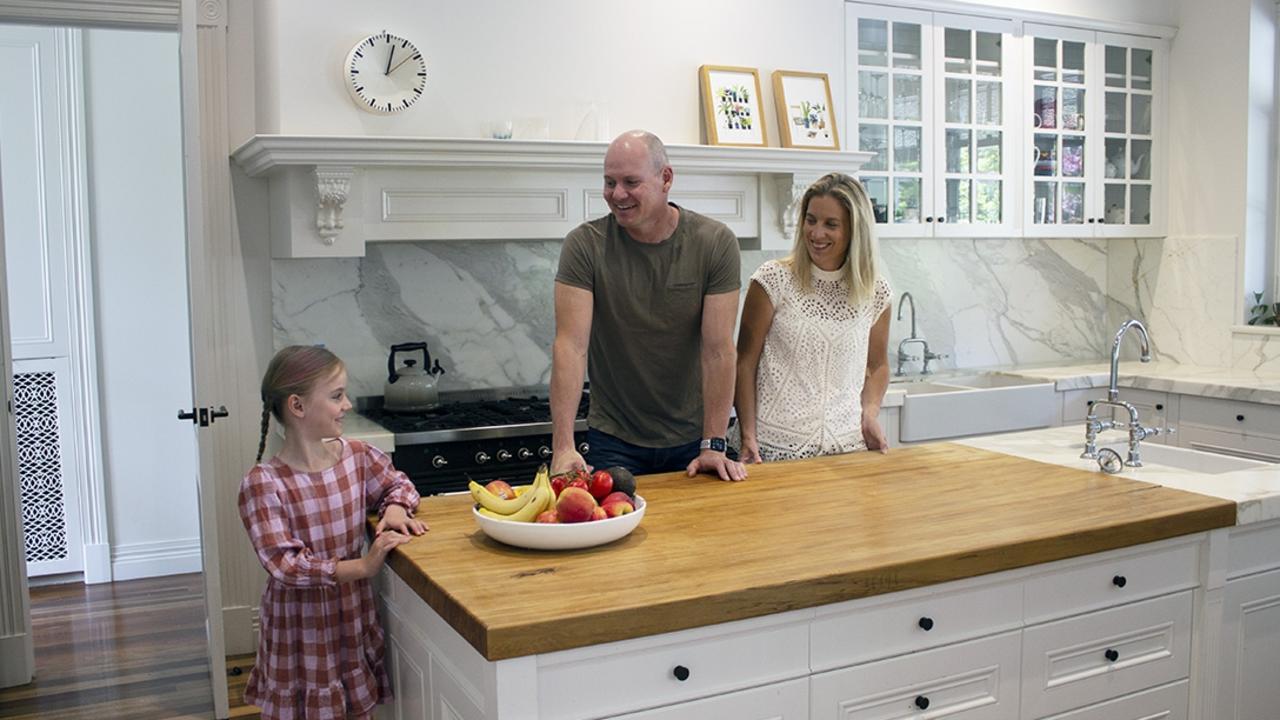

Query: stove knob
[
  {"left": 517, "top": 448, "right": 533, "bottom": 460},
  {"left": 577, "top": 442, "right": 590, "bottom": 455},
  {"left": 496, "top": 449, "right": 512, "bottom": 462},
  {"left": 538, "top": 446, "right": 552, "bottom": 459},
  {"left": 475, "top": 451, "right": 491, "bottom": 464},
  {"left": 431, "top": 455, "right": 448, "bottom": 468}
]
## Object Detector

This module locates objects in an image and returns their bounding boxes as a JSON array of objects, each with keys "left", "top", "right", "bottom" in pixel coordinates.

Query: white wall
[{"left": 84, "top": 28, "right": 201, "bottom": 580}]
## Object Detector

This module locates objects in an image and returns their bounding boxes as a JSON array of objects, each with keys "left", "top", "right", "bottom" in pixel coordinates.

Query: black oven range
[{"left": 358, "top": 391, "right": 589, "bottom": 496}]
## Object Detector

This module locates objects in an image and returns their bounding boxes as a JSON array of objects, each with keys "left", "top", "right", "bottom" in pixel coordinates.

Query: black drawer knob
[
  {"left": 1237, "top": 414, "right": 1245, "bottom": 422},
  {"left": 1112, "top": 575, "right": 1127, "bottom": 588},
  {"left": 918, "top": 616, "right": 934, "bottom": 631},
  {"left": 1155, "top": 403, "right": 1164, "bottom": 411},
  {"left": 915, "top": 695, "right": 931, "bottom": 710},
  {"left": 672, "top": 665, "right": 690, "bottom": 682},
  {"left": 1105, "top": 648, "right": 1120, "bottom": 662}
]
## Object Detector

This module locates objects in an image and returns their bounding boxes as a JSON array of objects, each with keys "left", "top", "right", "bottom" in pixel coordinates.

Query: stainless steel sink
[{"left": 896, "top": 373, "right": 1056, "bottom": 442}]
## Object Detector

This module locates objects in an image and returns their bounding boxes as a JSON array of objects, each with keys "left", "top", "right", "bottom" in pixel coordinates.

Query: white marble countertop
[
  {"left": 341, "top": 412, "right": 396, "bottom": 453},
  {"left": 956, "top": 426, "right": 1280, "bottom": 526}
]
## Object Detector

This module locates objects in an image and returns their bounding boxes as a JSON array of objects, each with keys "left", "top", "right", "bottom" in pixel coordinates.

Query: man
[{"left": 549, "top": 130, "right": 747, "bottom": 481}]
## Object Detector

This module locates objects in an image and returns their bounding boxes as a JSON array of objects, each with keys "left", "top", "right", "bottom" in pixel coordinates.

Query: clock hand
[
  {"left": 384, "top": 44, "right": 394, "bottom": 76},
  {"left": 388, "top": 52, "right": 418, "bottom": 75}
]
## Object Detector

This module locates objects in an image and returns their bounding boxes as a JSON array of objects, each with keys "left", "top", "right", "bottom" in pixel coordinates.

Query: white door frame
[{"left": 0, "top": 1, "right": 232, "bottom": 717}]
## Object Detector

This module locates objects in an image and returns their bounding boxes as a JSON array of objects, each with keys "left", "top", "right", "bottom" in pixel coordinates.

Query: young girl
[{"left": 238, "top": 345, "right": 427, "bottom": 720}]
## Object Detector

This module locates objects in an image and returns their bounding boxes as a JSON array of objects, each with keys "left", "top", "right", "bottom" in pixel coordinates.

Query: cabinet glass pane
[
  {"left": 1131, "top": 94, "right": 1152, "bottom": 134},
  {"left": 946, "top": 179, "right": 971, "bottom": 222},
  {"left": 1131, "top": 139, "right": 1151, "bottom": 179},
  {"left": 859, "top": 71, "right": 889, "bottom": 118},
  {"left": 975, "top": 180, "right": 1001, "bottom": 223},
  {"left": 1104, "top": 183, "right": 1126, "bottom": 223},
  {"left": 1105, "top": 92, "right": 1126, "bottom": 133},
  {"left": 1105, "top": 138, "right": 1127, "bottom": 179},
  {"left": 1062, "top": 136, "right": 1085, "bottom": 177},
  {"left": 1034, "top": 85, "right": 1057, "bottom": 129},
  {"left": 976, "top": 81, "right": 1001, "bottom": 125},
  {"left": 1062, "top": 183, "right": 1086, "bottom": 224},
  {"left": 946, "top": 129, "right": 971, "bottom": 173},
  {"left": 1132, "top": 48, "right": 1153, "bottom": 90},
  {"left": 859, "top": 19, "right": 888, "bottom": 67},
  {"left": 895, "top": 178, "right": 922, "bottom": 223},
  {"left": 1034, "top": 134, "right": 1057, "bottom": 176},
  {"left": 1033, "top": 182, "right": 1056, "bottom": 223},
  {"left": 1131, "top": 185, "right": 1152, "bottom": 224},
  {"left": 893, "top": 75, "right": 922, "bottom": 120},
  {"left": 976, "top": 31, "right": 1001, "bottom": 76},
  {"left": 1061, "top": 87, "right": 1085, "bottom": 131},
  {"left": 944, "top": 28, "right": 971, "bottom": 74},
  {"left": 859, "top": 124, "right": 888, "bottom": 171},
  {"left": 1063, "top": 41, "right": 1086, "bottom": 84},
  {"left": 861, "top": 177, "right": 889, "bottom": 223},
  {"left": 946, "top": 78, "right": 972, "bottom": 123},
  {"left": 893, "top": 22, "right": 922, "bottom": 69},
  {"left": 894, "top": 126, "right": 922, "bottom": 171},
  {"left": 976, "top": 130, "right": 1001, "bottom": 173},
  {"left": 1034, "top": 38, "right": 1057, "bottom": 80},
  {"left": 1105, "top": 45, "right": 1127, "bottom": 87}
]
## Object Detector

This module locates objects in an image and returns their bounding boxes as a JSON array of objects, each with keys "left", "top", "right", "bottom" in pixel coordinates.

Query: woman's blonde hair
[
  {"left": 782, "top": 172, "right": 880, "bottom": 305},
  {"left": 255, "top": 345, "right": 345, "bottom": 462}
]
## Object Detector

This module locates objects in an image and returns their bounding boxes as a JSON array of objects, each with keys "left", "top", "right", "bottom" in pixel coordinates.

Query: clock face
[{"left": 345, "top": 31, "right": 427, "bottom": 114}]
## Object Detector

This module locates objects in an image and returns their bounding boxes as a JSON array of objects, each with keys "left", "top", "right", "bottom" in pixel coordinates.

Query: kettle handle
[{"left": 388, "top": 342, "right": 431, "bottom": 384}]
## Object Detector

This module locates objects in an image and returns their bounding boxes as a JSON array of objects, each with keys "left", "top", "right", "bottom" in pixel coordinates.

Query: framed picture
[
  {"left": 772, "top": 70, "right": 839, "bottom": 150},
  {"left": 699, "top": 65, "right": 767, "bottom": 147}
]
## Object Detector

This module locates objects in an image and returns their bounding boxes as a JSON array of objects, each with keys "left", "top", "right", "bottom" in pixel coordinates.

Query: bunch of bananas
[{"left": 469, "top": 465, "right": 553, "bottom": 522}]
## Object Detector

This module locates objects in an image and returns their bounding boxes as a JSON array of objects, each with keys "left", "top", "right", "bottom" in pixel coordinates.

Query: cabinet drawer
[
  {"left": 811, "top": 580, "right": 1021, "bottom": 671},
  {"left": 810, "top": 630, "right": 1021, "bottom": 720},
  {"left": 1180, "top": 395, "right": 1280, "bottom": 439},
  {"left": 610, "top": 677, "right": 808, "bottom": 720},
  {"left": 1036, "top": 679, "right": 1187, "bottom": 720},
  {"left": 1176, "top": 423, "right": 1280, "bottom": 464},
  {"left": 1227, "top": 521, "right": 1280, "bottom": 578},
  {"left": 1024, "top": 540, "right": 1198, "bottom": 623},
  {"left": 1021, "top": 591, "right": 1192, "bottom": 719},
  {"left": 536, "top": 615, "right": 808, "bottom": 720}
]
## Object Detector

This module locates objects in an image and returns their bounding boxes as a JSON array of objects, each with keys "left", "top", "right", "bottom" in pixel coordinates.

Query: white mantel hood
[{"left": 230, "top": 135, "right": 872, "bottom": 258}]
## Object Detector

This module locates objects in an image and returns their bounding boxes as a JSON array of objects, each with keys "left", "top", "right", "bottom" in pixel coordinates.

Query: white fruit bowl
[{"left": 472, "top": 496, "right": 646, "bottom": 550}]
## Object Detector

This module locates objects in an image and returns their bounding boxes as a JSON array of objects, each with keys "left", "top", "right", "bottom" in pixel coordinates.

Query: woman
[{"left": 734, "top": 173, "right": 892, "bottom": 462}]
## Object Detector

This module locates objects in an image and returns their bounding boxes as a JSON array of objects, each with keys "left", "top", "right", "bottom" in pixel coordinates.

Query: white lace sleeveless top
[{"left": 749, "top": 260, "right": 891, "bottom": 461}]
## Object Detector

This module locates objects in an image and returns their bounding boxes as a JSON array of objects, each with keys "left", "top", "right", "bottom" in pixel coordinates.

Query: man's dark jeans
[{"left": 584, "top": 428, "right": 701, "bottom": 476}]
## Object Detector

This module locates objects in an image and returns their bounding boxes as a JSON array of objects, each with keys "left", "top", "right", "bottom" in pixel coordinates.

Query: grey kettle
[{"left": 384, "top": 342, "right": 445, "bottom": 412}]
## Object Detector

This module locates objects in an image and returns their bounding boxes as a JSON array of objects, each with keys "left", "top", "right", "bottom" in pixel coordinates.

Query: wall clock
[{"left": 345, "top": 31, "right": 426, "bottom": 114}]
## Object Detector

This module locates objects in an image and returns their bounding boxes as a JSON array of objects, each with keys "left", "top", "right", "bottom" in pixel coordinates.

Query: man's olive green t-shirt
[{"left": 556, "top": 206, "right": 740, "bottom": 448}]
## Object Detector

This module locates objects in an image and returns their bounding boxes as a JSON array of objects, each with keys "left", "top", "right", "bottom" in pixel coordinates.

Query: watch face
[{"left": 346, "top": 31, "right": 426, "bottom": 114}]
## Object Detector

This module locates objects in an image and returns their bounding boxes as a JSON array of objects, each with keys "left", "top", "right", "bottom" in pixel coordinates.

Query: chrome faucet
[
  {"left": 1081, "top": 319, "right": 1172, "bottom": 468},
  {"left": 895, "top": 291, "right": 948, "bottom": 376}
]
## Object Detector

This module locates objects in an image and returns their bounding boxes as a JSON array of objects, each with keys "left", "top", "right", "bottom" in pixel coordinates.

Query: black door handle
[
  {"left": 210, "top": 405, "right": 229, "bottom": 422},
  {"left": 177, "top": 408, "right": 197, "bottom": 423}
]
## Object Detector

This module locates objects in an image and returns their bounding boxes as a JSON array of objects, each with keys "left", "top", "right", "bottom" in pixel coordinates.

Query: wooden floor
[{"left": 0, "top": 574, "right": 260, "bottom": 720}]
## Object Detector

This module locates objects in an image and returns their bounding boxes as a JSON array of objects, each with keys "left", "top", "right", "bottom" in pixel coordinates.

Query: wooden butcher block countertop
[{"left": 383, "top": 443, "right": 1236, "bottom": 661}]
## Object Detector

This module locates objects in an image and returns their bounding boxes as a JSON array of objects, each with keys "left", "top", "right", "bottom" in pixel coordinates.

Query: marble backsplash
[{"left": 272, "top": 235, "right": 1160, "bottom": 398}]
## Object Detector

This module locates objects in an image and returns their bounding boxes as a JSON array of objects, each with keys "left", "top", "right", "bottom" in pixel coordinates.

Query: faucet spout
[
  {"left": 1109, "top": 319, "right": 1151, "bottom": 402},
  {"left": 897, "top": 291, "right": 917, "bottom": 338}
]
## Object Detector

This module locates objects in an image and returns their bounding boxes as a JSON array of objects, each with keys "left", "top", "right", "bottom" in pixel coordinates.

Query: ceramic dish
[{"left": 473, "top": 496, "right": 645, "bottom": 550}]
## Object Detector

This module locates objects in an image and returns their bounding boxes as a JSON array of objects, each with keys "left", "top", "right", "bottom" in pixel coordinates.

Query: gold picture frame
[
  {"left": 772, "top": 70, "right": 839, "bottom": 150},
  {"left": 699, "top": 65, "right": 768, "bottom": 147}
]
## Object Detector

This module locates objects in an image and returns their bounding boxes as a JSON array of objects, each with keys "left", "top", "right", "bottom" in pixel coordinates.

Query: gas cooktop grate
[{"left": 360, "top": 396, "right": 586, "bottom": 434}]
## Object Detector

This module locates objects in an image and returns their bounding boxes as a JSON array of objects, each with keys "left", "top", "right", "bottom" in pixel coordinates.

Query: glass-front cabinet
[
  {"left": 1024, "top": 24, "right": 1165, "bottom": 237},
  {"left": 846, "top": 4, "right": 1018, "bottom": 237}
]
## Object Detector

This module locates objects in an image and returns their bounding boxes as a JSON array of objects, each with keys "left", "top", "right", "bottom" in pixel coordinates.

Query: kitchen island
[{"left": 375, "top": 441, "right": 1243, "bottom": 720}]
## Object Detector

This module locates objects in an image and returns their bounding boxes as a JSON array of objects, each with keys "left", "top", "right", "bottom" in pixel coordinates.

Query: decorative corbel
[
  {"left": 775, "top": 174, "right": 822, "bottom": 237},
  {"left": 314, "top": 166, "right": 354, "bottom": 245}
]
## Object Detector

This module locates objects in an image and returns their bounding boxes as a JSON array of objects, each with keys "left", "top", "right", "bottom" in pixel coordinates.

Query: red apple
[
  {"left": 566, "top": 477, "right": 590, "bottom": 493},
  {"left": 588, "top": 470, "right": 613, "bottom": 501},
  {"left": 602, "top": 499, "right": 634, "bottom": 517},
  {"left": 556, "top": 486, "right": 596, "bottom": 523},
  {"left": 550, "top": 475, "right": 568, "bottom": 498},
  {"left": 590, "top": 506, "right": 608, "bottom": 521},
  {"left": 601, "top": 491, "right": 632, "bottom": 507},
  {"left": 484, "top": 479, "right": 516, "bottom": 500},
  {"left": 535, "top": 509, "right": 559, "bottom": 523}
]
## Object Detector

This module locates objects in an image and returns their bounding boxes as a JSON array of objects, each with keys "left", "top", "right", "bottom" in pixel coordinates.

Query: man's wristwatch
[{"left": 699, "top": 437, "right": 727, "bottom": 453}]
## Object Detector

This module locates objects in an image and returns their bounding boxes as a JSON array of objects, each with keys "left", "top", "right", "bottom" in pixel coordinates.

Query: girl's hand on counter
[
  {"left": 378, "top": 504, "right": 428, "bottom": 536},
  {"left": 365, "top": 530, "right": 411, "bottom": 577}
]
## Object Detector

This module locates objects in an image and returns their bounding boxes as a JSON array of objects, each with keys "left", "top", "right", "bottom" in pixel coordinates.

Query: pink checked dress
[{"left": 238, "top": 437, "right": 420, "bottom": 720}]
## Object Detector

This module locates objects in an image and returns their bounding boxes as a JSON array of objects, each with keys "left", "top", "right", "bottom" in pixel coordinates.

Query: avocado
[{"left": 605, "top": 465, "right": 637, "bottom": 498}]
